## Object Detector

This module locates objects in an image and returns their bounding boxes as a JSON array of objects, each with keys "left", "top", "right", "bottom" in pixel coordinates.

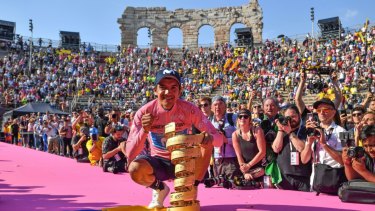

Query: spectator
[
  {"left": 232, "top": 109, "right": 266, "bottom": 183},
  {"left": 42, "top": 120, "right": 59, "bottom": 154},
  {"left": 59, "top": 118, "right": 73, "bottom": 157},
  {"left": 10, "top": 119, "right": 19, "bottom": 145},
  {"left": 210, "top": 95, "right": 240, "bottom": 180}
]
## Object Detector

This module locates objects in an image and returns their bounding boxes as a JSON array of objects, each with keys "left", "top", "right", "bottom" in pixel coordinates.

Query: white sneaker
[{"left": 148, "top": 182, "right": 170, "bottom": 209}]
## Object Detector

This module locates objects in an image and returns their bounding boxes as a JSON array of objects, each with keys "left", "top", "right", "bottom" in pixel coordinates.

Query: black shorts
[{"left": 134, "top": 155, "right": 175, "bottom": 181}]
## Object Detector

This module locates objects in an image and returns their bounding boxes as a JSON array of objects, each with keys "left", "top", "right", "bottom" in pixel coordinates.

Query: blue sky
[{"left": 0, "top": 0, "right": 374, "bottom": 47}]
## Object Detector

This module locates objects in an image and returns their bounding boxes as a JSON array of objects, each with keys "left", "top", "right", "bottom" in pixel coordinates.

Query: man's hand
[
  {"left": 275, "top": 119, "right": 292, "bottom": 135},
  {"left": 141, "top": 112, "right": 154, "bottom": 132},
  {"left": 342, "top": 147, "right": 352, "bottom": 165},
  {"left": 352, "top": 157, "right": 367, "bottom": 173},
  {"left": 201, "top": 131, "right": 213, "bottom": 146}
]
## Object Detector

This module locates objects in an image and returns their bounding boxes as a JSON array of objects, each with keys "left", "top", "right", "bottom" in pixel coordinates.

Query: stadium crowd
[{"left": 1, "top": 23, "right": 375, "bottom": 205}]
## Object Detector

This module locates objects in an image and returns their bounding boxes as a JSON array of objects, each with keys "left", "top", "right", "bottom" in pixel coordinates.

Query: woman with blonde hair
[{"left": 232, "top": 109, "right": 266, "bottom": 183}]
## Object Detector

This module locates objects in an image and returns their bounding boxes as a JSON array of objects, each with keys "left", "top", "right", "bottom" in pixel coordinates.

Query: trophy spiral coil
[{"left": 165, "top": 123, "right": 203, "bottom": 211}]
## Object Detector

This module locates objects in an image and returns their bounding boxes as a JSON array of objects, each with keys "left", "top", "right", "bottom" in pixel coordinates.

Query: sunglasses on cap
[
  {"left": 238, "top": 115, "right": 250, "bottom": 120},
  {"left": 198, "top": 103, "right": 209, "bottom": 108}
]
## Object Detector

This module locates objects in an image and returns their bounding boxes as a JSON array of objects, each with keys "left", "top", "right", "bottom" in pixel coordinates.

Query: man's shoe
[{"left": 147, "top": 182, "right": 170, "bottom": 209}]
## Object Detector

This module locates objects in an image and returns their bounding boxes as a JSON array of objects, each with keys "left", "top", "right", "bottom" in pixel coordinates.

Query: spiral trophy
[{"left": 165, "top": 123, "right": 203, "bottom": 211}]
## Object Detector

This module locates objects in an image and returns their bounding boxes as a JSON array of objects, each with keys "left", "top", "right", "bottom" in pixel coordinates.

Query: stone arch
[
  {"left": 229, "top": 22, "right": 248, "bottom": 43},
  {"left": 118, "top": 0, "right": 263, "bottom": 49},
  {"left": 198, "top": 24, "right": 215, "bottom": 47},
  {"left": 136, "top": 27, "right": 152, "bottom": 47},
  {"left": 167, "top": 27, "right": 183, "bottom": 47}
]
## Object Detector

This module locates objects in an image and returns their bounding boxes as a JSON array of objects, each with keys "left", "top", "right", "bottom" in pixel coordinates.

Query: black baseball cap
[
  {"left": 313, "top": 98, "right": 335, "bottom": 109},
  {"left": 155, "top": 69, "right": 181, "bottom": 85}
]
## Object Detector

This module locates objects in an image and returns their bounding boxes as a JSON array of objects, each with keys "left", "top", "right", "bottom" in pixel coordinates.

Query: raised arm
[{"left": 295, "top": 70, "right": 307, "bottom": 114}]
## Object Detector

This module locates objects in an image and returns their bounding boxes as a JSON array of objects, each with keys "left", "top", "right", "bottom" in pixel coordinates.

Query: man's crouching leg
[{"left": 128, "top": 158, "right": 170, "bottom": 208}]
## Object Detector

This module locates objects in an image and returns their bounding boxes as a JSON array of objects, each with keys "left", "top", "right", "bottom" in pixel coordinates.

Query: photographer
[
  {"left": 272, "top": 105, "right": 312, "bottom": 191},
  {"left": 301, "top": 98, "right": 345, "bottom": 166},
  {"left": 71, "top": 127, "right": 90, "bottom": 163},
  {"left": 102, "top": 125, "right": 127, "bottom": 174},
  {"left": 342, "top": 125, "right": 375, "bottom": 183},
  {"left": 355, "top": 111, "right": 375, "bottom": 146},
  {"left": 86, "top": 127, "right": 105, "bottom": 166}
]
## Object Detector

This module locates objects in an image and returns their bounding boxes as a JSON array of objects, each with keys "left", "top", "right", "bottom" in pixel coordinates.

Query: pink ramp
[{"left": 0, "top": 142, "right": 373, "bottom": 211}]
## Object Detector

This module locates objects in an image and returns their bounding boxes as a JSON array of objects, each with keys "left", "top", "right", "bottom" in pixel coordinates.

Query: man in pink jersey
[{"left": 125, "top": 69, "right": 224, "bottom": 209}]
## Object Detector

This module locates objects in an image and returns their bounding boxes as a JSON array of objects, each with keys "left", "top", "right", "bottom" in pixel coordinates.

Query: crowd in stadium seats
[{"left": 1, "top": 24, "right": 375, "bottom": 200}]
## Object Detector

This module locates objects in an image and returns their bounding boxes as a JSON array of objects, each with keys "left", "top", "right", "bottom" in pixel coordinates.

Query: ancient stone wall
[{"left": 118, "top": 0, "right": 262, "bottom": 49}]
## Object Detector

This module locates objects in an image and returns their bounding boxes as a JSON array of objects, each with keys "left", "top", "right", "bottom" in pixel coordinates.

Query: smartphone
[
  {"left": 339, "top": 109, "right": 347, "bottom": 116},
  {"left": 312, "top": 113, "right": 320, "bottom": 124},
  {"left": 306, "top": 113, "right": 313, "bottom": 121}
]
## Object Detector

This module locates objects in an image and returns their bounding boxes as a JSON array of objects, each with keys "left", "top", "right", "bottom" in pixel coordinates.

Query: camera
[
  {"left": 233, "top": 175, "right": 262, "bottom": 189},
  {"left": 277, "top": 116, "right": 291, "bottom": 126},
  {"left": 111, "top": 114, "right": 117, "bottom": 119},
  {"left": 339, "top": 131, "right": 355, "bottom": 147},
  {"left": 347, "top": 146, "right": 365, "bottom": 159},
  {"left": 204, "top": 175, "right": 233, "bottom": 189}
]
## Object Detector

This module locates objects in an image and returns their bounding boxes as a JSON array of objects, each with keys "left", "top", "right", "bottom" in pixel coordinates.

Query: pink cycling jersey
[{"left": 126, "top": 99, "right": 223, "bottom": 161}]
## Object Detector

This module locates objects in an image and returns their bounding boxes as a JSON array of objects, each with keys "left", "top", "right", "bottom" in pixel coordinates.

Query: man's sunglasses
[
  {"left": 238, "top": 115, "right": 250, "bottom": 120},
  {"left": 253, "top": 105, "right": 261, "bottom": 108},
  {"left": 198, "top": 103, "right": 209, "bottom": 108},
  {"left": 352, "top": 112, "right": 363, "bottom": 117}
]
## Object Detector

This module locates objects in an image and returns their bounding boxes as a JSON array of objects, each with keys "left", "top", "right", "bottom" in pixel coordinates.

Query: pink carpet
[{"left": 0, "top": 142, "right": 372, "bottom": 211}]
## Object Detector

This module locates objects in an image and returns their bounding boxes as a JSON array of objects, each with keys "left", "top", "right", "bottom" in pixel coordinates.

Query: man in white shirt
[{"left": 302, "top": 98, "right": 346, "bottom": 167}]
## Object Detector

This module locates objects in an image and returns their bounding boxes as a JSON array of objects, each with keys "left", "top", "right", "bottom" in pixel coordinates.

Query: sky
[{"left": 0, "top": 0, "right": 374, "bottom": 48}]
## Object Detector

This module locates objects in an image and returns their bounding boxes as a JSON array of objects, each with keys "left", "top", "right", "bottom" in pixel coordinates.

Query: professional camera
[
  {"left": 204, "top": 175, "right": 233, "bottom": 189},
  {"left": 277, "top": 116, "right": 291, "bottom": 126},
  {"left": 339, "top": 131, "right": 355, "bottom": 147},
  {"left": 233, "top": 175, "right": 262, "bottom": 189},
  {"left": 347, "top": 146, "right": 365, "bottom": 159}
]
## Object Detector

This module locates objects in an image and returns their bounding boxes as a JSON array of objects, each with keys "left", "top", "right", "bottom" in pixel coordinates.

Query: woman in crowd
[{"left": 232, "top": 109, "right": 266, "bottom": 183}]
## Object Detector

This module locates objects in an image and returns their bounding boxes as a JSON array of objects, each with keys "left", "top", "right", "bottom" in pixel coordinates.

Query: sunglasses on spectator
[
  {"left": 238, "top": 115, "right": 250, "bottom": 120},
  {"left": 253, "top": 105, "right": 261, "bottom": 108},
  {"left": 316, "top": 108, "right": 333, "bottom": 114},
  {"left": 198, "top": 103, "right": 209, "bottom": 108},
  {"left": 352, "top": 112, "right": 363, "bottom": 117}
]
